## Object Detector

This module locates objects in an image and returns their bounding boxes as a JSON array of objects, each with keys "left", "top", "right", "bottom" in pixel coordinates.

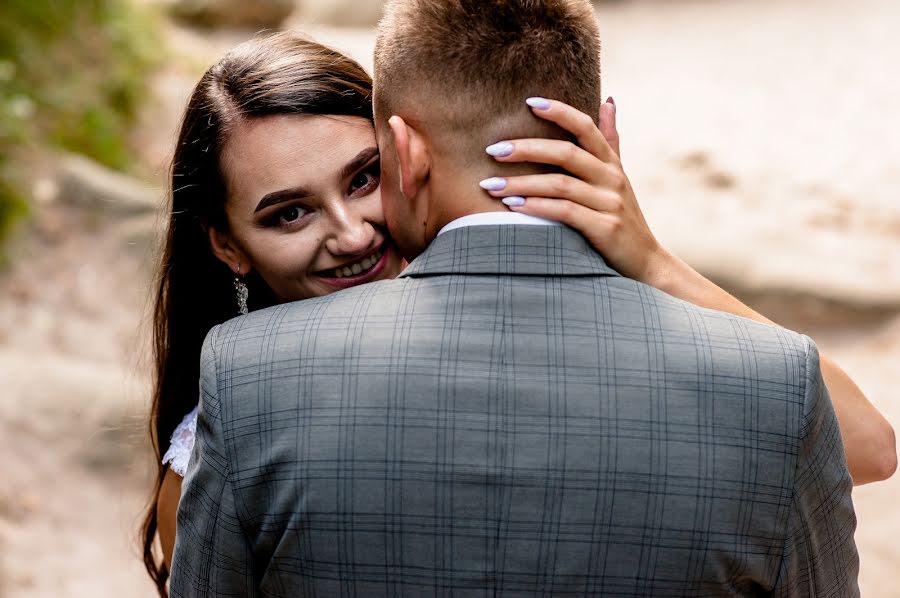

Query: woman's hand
[{"left": 481, "top": 97, "right": 673, "bottom": 285}]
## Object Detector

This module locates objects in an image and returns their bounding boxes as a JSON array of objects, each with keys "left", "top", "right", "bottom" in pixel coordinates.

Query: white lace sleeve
[{"left": 162, "top": 406, "right": 199, "bottom": 476}]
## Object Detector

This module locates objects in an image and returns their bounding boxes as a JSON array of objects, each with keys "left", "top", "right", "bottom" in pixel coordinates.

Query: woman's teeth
[{"left": 331, "top": 250, "right": 382, "bottom": 279}]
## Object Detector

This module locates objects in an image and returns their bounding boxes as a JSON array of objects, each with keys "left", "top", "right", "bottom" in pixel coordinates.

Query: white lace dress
[{"left": 162, "top": 406, "right": 199, "bottom": 476}]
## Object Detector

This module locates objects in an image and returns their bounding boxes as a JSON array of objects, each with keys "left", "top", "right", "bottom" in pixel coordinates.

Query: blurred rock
[
  {"left": 171, "top": 0, "right": 295, "bottom": 28},
  {"left": 56, "top": 154, "right": 162, "bottom": 216},
  {"left": 297, "top": 0, "right": 384, "bottom": 27},
  {"left": 118, "top": 213, "right": 164, "bottom": 266},
  {"left": 33, "top": 205, "right": 66, "bottom": 243}
]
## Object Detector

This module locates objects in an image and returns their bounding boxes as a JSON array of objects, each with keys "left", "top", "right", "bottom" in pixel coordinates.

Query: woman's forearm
[
  {"left": 158, "top": 468, "right": 184, "bottom": 572},
  {"left": 648, "top": 250, "right": 897, "bottom": 485}
]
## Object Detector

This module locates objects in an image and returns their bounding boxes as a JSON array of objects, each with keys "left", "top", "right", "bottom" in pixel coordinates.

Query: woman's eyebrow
[
  {"left": 338, "top": 146, "right": 379, "bottom": 181},
  {"left": 255, "top": 186, "right": 313, "bottom": 214},
  {"left": 254, "top": 147, "right": 379, "bottom": 214}
]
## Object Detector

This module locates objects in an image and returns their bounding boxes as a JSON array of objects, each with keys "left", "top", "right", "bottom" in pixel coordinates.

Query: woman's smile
[{"left": 315, "top": 241, "right": 394, "bottom": 289}]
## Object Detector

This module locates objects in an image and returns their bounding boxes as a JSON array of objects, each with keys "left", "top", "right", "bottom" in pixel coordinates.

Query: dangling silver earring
[{"left": 234, "top": 265, "right": 249, "bottom": 315}]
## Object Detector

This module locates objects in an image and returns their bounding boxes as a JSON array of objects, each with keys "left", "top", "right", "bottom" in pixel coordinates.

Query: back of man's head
[{"left": 374, "top": 0, "right": 601, "bottom": 165}]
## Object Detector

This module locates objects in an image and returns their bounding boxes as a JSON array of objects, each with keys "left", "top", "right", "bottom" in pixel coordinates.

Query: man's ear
[
  {"left": 388, "top": 115, "right": 431, "bottom": 199},
  {"left": 208, "top": 226, "right": 251, "bottom": 275}
]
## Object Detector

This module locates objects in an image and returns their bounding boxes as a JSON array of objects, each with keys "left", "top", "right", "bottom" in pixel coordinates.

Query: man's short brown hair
[{"left": 374, "top": 0, "right": 601, "bottom": 160}]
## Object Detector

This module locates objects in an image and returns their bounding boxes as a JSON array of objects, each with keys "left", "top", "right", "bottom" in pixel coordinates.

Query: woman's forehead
[{"left": 222, "top": 114, "right": 376, "bottom": 203}]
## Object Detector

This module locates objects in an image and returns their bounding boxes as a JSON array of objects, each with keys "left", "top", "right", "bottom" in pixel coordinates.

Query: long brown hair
[{"left": 140, "top": 32, "right": 373, "bottom": 596}]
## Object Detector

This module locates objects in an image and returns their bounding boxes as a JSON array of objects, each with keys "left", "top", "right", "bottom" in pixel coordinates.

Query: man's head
[{"left": 374, "top": 0, "right": 602, "bottom": 259}]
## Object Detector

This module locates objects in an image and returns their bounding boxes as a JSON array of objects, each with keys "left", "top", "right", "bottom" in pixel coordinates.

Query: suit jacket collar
[{"left": 398, "top": 224, "right": 621, "bottom": 278}]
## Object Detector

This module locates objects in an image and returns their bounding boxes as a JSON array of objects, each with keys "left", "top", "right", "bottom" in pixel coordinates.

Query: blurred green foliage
[{"left": 0, "top": 0, "right": 161, "bottom": 243}]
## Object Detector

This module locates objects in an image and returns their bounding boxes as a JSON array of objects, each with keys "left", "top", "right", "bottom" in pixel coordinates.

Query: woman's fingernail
[
  {"left": 479, "top": 177, "right": 507, "bottom": 191},
  {"left": 486, "top": 142, "right": 514, "bottom": 157},
  {"left": 502, "top": 196, "right": 526, "bottom": 207},
  {"left": 526, "top": 97, "right": 552, "bottom": 110},
  {"left": 606, "top": 96, "right": 615, "bottom": 106}
]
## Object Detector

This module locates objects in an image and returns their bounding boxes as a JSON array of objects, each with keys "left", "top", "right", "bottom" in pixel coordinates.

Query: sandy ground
[{"left": 2, "top": 0, "right": 898, "bottom": 596}]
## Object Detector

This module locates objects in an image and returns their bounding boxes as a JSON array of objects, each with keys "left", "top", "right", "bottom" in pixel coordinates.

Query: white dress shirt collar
[{"left": 437, "top": 212, "right": 561, "bottom": 237}]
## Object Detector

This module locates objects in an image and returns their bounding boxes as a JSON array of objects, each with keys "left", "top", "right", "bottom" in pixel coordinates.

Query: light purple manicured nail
[
  {"left": 485, "top": 142, "right": 514, "bottom": 157},
  {"left": 526, "top": 97, "right": 552, "bottom": 110},
  {"left": 502, "top": 196, "right": 526, "bottom": 207},
  {"left": 479, "top": 177, "right": 507, "bottom": 191}
]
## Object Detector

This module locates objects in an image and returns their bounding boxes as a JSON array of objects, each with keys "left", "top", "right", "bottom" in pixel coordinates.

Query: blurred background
[{"left": 1, "top": 0, "right": 898, "bottom": 595}]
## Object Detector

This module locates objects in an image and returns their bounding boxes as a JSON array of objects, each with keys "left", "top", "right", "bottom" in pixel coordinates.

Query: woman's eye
[
  {"left": 277, "top": 206, "right": 306, "bottom": 224},
  {"left": 349, "top": 163, "right": 380, "bottom": 196}
]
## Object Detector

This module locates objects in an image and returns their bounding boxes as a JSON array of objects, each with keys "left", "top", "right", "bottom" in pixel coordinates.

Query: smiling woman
[
  {"left": 208, "top": 113, "right": 401, "bottom": 301},
  {"left": 141, "top": 32, "right": 404, "bottom": 597}
]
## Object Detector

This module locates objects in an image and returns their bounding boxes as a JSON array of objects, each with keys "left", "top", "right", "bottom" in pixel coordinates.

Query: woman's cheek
[{"left": 361, "top": 189, "right": 387, "bottom": 226}]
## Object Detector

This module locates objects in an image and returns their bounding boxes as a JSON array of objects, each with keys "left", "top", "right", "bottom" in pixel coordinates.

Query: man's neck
[
  {"left": 427, "top": 160, "right": 541, "bottom": 236},
  {"left": 425, "top": 171, "right": 511, "bottom": 239},
  {"left": 423, "top": 151, "right": 566, "bottom": 240}
]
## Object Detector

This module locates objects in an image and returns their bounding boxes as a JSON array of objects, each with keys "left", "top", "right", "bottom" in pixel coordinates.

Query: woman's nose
[{"left": 325, "top": 206, "right": 374, "bottom": 257}]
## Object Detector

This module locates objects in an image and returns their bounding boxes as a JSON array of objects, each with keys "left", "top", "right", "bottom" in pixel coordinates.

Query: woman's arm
[
  {"left": 157, "top": 467, "right": 183, "bottom": 571},
  {"left": 483, "top": 97, "right": 897, "bottom": 485}
]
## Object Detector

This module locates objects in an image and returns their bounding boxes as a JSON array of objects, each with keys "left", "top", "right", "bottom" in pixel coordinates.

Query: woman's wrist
[
  {"left": 643, "top": 247, "right": 777, "bottom": 326},
  {"left": 641, "top": 247, "right": 729, "bottom": 310},
  {"left": 639, "top": 245, "right": 693, "bottom": 297}
]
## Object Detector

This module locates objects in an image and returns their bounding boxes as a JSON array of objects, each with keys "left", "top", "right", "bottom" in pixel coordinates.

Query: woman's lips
[{"left": 316, "top": 243, "right": 392, "bottom": 289}]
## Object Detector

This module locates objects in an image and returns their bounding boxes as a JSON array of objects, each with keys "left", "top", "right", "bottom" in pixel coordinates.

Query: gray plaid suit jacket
[{"left": 171, "top": 224, "right": 858, "bottom": 597}]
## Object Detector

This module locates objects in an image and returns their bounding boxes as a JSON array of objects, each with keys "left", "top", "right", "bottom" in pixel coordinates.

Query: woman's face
[{"left": 213, "top": 114, "right": 405, "bottom": 302}]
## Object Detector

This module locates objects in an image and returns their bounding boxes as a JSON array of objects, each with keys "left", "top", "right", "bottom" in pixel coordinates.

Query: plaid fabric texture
[{"left": 170, "top": 225, "right": 858, "bottom": 597}]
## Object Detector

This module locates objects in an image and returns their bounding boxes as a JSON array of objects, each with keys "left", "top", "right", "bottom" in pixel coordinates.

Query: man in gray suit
[{"left": 171, "top": 0, "right": 858, "bottom": 595}]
